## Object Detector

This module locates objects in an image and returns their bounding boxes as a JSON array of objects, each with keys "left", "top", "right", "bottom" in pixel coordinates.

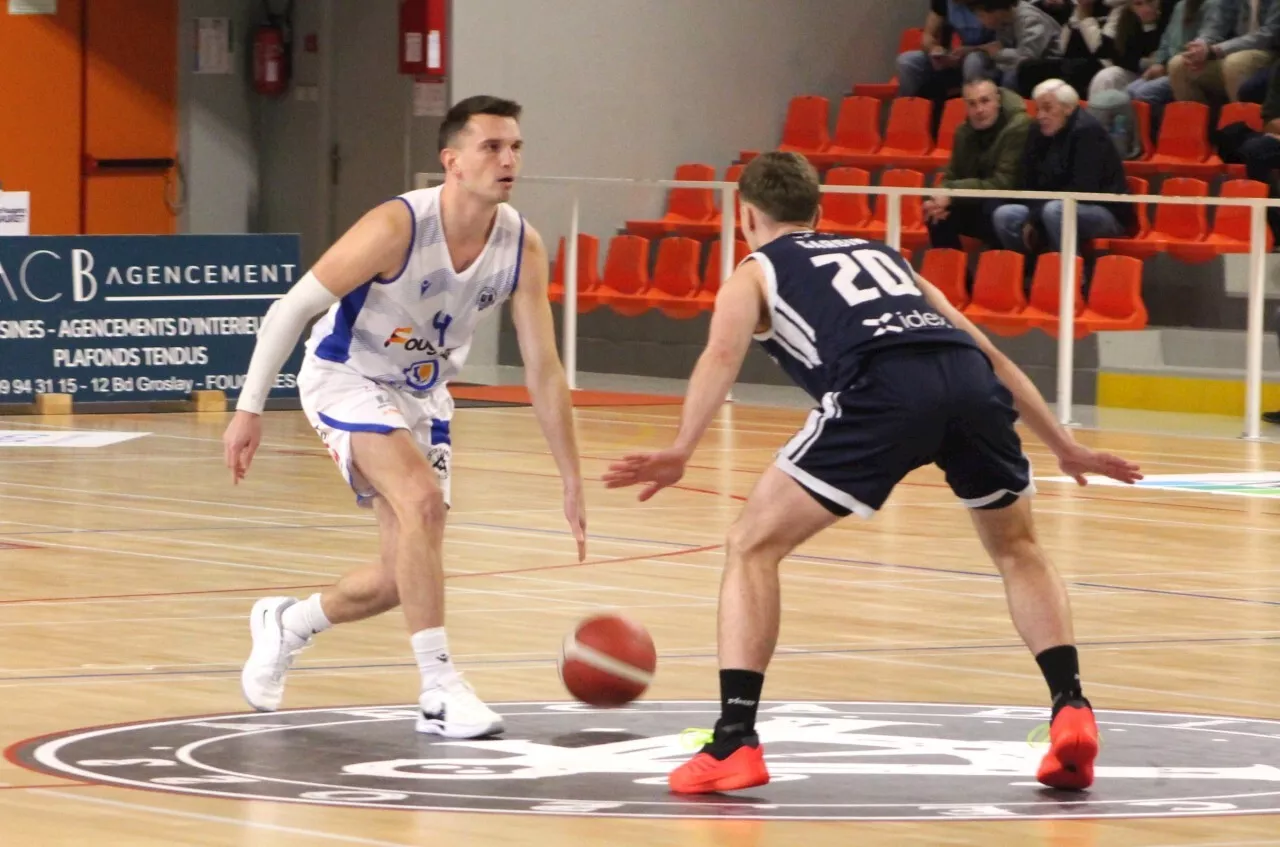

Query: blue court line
[{"left": 3, "top": 634, "right": 1276, "bottom": 684}]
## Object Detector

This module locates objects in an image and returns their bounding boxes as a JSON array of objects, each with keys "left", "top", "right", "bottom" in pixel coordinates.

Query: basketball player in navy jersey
[
  {"left": 223, "top": 96, "right": 586, "bottom": 739},
  {"left": 604, "top": 152, "right": 1142, "bottom": 794}
]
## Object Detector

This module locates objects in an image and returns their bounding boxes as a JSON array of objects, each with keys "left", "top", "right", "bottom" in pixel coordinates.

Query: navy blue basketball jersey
[{"left": 750, "top": 231, "right": 978, "bottom": 400}]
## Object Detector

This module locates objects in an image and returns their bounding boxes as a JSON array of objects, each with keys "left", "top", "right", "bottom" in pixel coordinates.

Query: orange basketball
[{"left": 557, "top": 613, "right": 657, "bottom": 707}]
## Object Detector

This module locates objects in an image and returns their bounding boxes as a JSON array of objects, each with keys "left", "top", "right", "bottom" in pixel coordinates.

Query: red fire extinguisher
[{"left": 253, "top": 1, "right": 294, "bottom": 97}]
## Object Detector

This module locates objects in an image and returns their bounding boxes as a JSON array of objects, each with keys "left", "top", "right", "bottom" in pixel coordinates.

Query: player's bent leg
[
  {"left": 349, "top": 430, "right": 446, "bottom": 632},
  {"left": 669, "top": 465, "right": 840, "bottom": 795},
  {"left": 969, "top": 497, "right": 1073, "bottom": 654},
  {"left": 348, "top": 429, "right": 502, "bottom": 739},
  {"left": 719, "top": 464, "right": 843, "bottom": 672},
  {"left": 316, "top": 496, "right": 402, "bottom": 624},
  {"left": 969, "top": 498, "right": 1097, "bottom": 790},
  {"left": 240, "top": 498, "right": 398, "bottom": 713}
]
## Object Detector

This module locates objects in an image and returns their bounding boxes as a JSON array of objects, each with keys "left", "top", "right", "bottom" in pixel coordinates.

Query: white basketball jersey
[{"left": 304, "top": 185, "right": 525, "bottom": 392}]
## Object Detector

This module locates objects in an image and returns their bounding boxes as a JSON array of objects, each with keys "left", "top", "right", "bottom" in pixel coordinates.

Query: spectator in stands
[
  {"left": 1236, "top": 58, "right": 1279, "bottom": 102},
  {"left": 1168, "top": 0, "right": 1280, "bottom": 104},
  {"left": 1088, "top": 0, "right": 1177, "bottom": 96},
  {"left": 1018, "top": 0, "right": 1172, "bottom": 98},
  {"left": 1127, "top": 0, "right": 1212, "bottom": 113},
  {"left": 897, "top": 0, "right": 998, "bottom": 104},
  {"left": 967, "top": 0, "right": 1065, "bottom": 90},
  {"left": 1035, "top": 0, "right": 1077, "bottom": 24},
  {"left": 992, "top": 79, "right": 1135, "bottom": 260},
  {"left": 1220, "top": 60, "right": 1280, "bottom": 240},
  {"left": 924, "top": 79, "right": 1032, "bottom": 254}
]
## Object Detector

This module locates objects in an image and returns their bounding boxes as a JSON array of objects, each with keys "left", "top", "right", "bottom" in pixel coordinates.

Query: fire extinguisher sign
[{"left": 194, "top": 17, "right": 234, "bottom": 75}]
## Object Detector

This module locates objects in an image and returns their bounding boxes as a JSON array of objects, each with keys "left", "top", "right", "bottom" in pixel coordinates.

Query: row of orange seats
[
  {"left": 549, "top": 234, "right": 750, "bottom": 318},
  {"left": 739, "top": 93, "right": 1265, "bottom": 181},
  {"left": 549, "top": 231, "right": 1144, "bottom": 338},
  {"left": 548, "top": 233, "right": 1143, "bottom": 337},
  {"left": 626, "top": 164, "right": 936, "bottom": 247},
  {"left": 628, "top": 162, "right": 1270, "bottom": 260},
  {"left": 931, "top": 248, "right": 1147, "bottom": 338},
  {"left": 1099, "top": 176, "right": 1273, "bottom": 260}
]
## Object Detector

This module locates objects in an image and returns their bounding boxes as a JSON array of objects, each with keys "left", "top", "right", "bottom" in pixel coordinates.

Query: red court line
[
  {"left": 671, "top": 484, "right": 747, "bottom": 502},
  {"left": 0, "top": 782, "right": 95, "bottom": 791}
]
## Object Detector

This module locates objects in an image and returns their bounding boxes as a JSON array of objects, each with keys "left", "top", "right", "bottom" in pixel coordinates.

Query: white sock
[
  {"left": 281, "top": 594, "right": 331, "bottom": 640},
  {"left": 411, "top": 627, "right": 457, "bottom": 690}
]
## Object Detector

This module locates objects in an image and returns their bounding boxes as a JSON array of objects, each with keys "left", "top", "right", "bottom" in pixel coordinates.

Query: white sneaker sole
[
  {"left": 414, "top": 715, "right": 505, "bottom": 739},
  {"left": 241, "top": 597, "right": 293, "bottom": 713}
]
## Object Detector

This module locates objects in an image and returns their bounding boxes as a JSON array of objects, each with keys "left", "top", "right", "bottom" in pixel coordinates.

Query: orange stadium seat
[
  {"left": 625, "top": 163, "right": 716, "bottom": 238},
  {"left": 1078, "top": 255, "right": 1147, "bottom": 332},
  {"left": 646, "top": 237, "right": 704, "bottom": 319},
  {"left": 919, "top": 247, "right": 969, "bottom": 310},
  {"left": 1168, "top": 179, "right": 1274, "bottom": 262},
  {"left": 962, "top": 249, "right": 1026, "bottom": 332},
  {"left": 1107, "top": 177, "right": 1208, "bottom": 259},
  {"left": 816, "top": 167, "right": 873, "bottom": 235},
  {"left": 596, "top": 235, "right": 651, "bottom": 317}
]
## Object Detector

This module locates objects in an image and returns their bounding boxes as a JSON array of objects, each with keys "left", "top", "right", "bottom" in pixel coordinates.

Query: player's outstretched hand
[
  {"left": 222, "top": 411, "right": 263, "bottom": 485},
  {"left": 602, "top": 448, "right": 688, "bottom": 502},
  {"left": 564, "top": 483, "right": 588, "bottom": 562},
  {"left": 1056, "top": 441, "right": 1143, "bottom": 486}
]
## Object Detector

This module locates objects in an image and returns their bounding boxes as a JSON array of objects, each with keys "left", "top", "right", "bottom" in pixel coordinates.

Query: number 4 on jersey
[
  {"left": 432, "top": 311, "right": 453, "bottom": 347},
  {"left": 811, "top": 250, "right": 921, "bottom": 307}
]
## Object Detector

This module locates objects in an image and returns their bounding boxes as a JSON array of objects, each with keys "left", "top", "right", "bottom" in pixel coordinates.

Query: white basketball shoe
[
  {"left": 241, "top": 597, "right": 311, "bottom": 712},
  {"left": 416, "top": 675, "right": 505, "bottom": 739}
]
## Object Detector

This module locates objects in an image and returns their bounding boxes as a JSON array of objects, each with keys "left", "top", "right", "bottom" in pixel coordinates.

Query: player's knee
[
  {"left": 725, "top": 517, "right": 782, "bottom": 565},
  {"left": 989, "top": 532, "right": 1049, "bottom": 576},
  {"left": 394, "top": 475, "right": 447, "bottom": 527}
]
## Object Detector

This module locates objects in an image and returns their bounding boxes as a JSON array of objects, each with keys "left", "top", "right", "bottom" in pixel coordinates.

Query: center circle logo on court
[{"left": 11, "top": 701, "right": 1280, "bottom": 821}]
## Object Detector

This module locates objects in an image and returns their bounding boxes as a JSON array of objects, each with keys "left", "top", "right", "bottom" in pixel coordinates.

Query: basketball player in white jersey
[{"left": 221, "top": 95, "right": 586, "bottom": 739}]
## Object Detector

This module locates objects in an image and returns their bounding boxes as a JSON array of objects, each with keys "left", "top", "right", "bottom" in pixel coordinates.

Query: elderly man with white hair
[{"left": 991, "top": 79, "right": 1136, "bottom": 264}]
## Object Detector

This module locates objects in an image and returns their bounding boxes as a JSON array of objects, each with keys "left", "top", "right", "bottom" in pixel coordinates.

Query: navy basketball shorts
[{"left": 774, "top": 345, "right": 1034, "bottom": 518}]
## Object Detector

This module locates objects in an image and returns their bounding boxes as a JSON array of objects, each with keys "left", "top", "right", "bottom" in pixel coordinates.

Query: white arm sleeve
[{"left": 234, "top": 271, "right": 340, "bottom": 414}]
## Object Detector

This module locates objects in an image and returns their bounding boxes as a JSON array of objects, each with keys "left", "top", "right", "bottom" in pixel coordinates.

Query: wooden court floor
[{"left": 0, "top": 400, "right": 1278, "bottom": 846}]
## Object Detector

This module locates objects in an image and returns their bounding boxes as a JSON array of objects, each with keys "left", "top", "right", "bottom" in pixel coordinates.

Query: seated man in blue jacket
[{"left": 992, "top": 78, "right": 1136, "bottom": 264}]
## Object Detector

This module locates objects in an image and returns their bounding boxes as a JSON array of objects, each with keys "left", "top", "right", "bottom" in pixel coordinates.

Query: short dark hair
[
  {"left": 737, "top": 152, "right": 821, "bottom": 225},
  {"left": 968, "top": 0, "right": 1017, "bottom": 10},
  {"left": 438, "top": 95, "right": 522, "bottom": 153}
]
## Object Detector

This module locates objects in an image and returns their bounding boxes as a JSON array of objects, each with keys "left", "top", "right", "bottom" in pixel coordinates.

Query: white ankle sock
[
  {"left": 281, "top": 594, "right": 331, "bottom": 640},
  {"left": 411, "top": 627, "right": 457, "bottom": 690}
]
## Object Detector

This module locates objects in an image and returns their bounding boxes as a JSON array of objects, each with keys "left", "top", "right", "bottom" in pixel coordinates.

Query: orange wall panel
[
  {"left": 83, "top": 0, "right": 179, "bottom": 235},
  {"left": 0, "top": 2, "right": 85, "bottom": 234}
]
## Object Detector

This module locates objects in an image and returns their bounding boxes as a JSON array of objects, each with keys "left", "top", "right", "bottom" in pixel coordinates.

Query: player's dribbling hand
[
  {"left": 601, "top": 447, "right": 688, "bottom": 502},
  {"left": 1056, "top": 442, "right": 1143, "bottom": 486},
  {"left": 564, "top": 482, "right": 588, "bottom": 562},
  {"left": 222, "top": 411, "right": 263, "bottom": 485}
]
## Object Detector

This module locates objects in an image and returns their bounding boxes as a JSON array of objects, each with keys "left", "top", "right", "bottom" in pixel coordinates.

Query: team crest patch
[
  {"left": 403, "top": 360, "right": 440, "bottom": 391},
  {"left": 11, "top": 701, "right": 1280, "bottom": 821},
  {"left": 477, "top": 286, "right": 498, "bottom": 310},
  {"left": 420, "top": 277, "right": 434, "bottom": 298}
]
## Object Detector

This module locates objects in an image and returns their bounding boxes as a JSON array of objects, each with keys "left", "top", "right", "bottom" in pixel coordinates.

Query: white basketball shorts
[{"left": 297, "top": 355, "right": 453, "bottom": 508}]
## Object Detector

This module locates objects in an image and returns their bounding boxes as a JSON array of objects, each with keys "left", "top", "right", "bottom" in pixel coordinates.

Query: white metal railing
[{"left": 416, "top": 172, "right": 1280, "bottom": 440}]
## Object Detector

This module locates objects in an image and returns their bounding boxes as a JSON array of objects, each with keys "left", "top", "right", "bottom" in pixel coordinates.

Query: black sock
[
  {"left": 1035, "top": 645, "right": 1085, "bottom": 716},
  {"left": 705, "top": 669, "right": 764, "bottom": 759}
]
